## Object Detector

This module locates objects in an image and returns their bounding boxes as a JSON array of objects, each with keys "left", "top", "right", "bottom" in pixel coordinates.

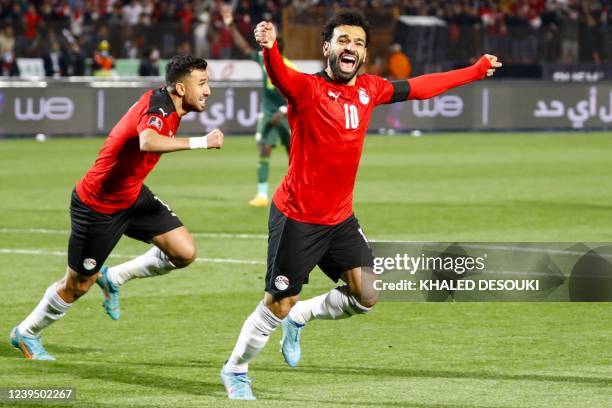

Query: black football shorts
[
  {"left": 265, "top": 203, "right": 374, "bottom": 298},
  {"left": 67, "top": 185, "right": 183, "bottom": 276}
]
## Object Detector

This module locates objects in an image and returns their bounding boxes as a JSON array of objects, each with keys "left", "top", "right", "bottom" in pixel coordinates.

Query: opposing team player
[
  {"left": 10, "top": 55, "right": 224, "bottom": 360},
  {"left": 220, "top": 10, "right": 501, "bottom": 400},
  {"left": 221, "top": 5, "right": 294, "bottom": 207}
]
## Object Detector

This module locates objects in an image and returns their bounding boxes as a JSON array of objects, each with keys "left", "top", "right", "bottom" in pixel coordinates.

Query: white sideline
[
  {"left": 2, "top": 228, "right": 611, "bottom": 259},
  {"left": 0, "top": 227, "right": 267, "bottom": 240},
  {"left": 0, "top": 248, "right": 265, "bottom": 266}
]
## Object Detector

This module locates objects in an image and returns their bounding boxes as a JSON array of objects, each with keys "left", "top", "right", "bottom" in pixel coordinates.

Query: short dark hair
[
  {"left": 321, "top": 9, "right": 371, "bottom": 47},
  {"left": 165, "top": 55, "right": 208, "bottom": 86}
]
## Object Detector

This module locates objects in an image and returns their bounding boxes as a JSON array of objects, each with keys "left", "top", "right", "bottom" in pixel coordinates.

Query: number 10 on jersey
[{"left": 344, "top": 104, "right": 359, "bottom": 129}]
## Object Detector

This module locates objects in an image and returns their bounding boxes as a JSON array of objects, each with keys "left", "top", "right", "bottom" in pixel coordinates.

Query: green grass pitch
[{"left": 0, "top": 133, "right": 611, "bottom": 407}]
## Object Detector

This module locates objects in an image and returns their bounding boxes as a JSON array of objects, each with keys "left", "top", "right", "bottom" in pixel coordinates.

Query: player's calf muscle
[
  {"left": 264, "top": 293, "right": 298, "bottom": 318},
  {"left": 58, "top": 268, "right": 98, "bottom": 302}
]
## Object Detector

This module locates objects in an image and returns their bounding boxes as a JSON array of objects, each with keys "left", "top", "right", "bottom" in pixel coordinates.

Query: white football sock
[
  {"left": 106, "top": 246, "right": 176, "bottom": 287},
  {"left": 18, "top": 282, "right": 72, "bottom": 337},
  {"left": 289, "top": 285, "right": 371, "bottom": 325},
  {"left": 225, "top": 301, "right": 282, "bottom": 373}
]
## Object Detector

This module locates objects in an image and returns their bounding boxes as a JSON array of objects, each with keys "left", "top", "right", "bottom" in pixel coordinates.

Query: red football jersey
[
  {"left": 76, "top": 88, "right": 180, "bottom": 214},
  {"left": 264, "top": 42, "right": 490, "bottom": 225},
  {"left": 264, "top": 44, "right": 398, "bottom": 225}
]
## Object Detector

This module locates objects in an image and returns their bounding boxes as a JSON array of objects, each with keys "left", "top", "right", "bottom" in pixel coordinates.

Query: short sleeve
[{"left": 137, "top": 113, "right": 169, "bottom": 135}]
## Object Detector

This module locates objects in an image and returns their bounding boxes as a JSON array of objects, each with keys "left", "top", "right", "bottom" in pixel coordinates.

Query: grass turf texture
[{"left": 0, "top": 133, "right": 611, "bottom": 407}]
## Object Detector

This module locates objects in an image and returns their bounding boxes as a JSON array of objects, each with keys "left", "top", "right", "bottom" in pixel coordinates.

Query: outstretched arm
[
  {"left": 407, "top": 55, "right": 501, "bottom": 100},
  {"left": 254, "top": 21, "right": 308, "bottom": 105},
  {"left": 221, "top": 5, "right": 254, "bottom": 56}
]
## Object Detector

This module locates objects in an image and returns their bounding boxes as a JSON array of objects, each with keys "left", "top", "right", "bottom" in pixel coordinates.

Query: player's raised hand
[
  {"left": 205, "top": 129, "right": 224, "bottom": 149},
  {"left": 254, "top": 21, "right": 276, "bottom": 49},
  {"left": 483, "top": 54, "right": 502, "bottom": 76},
  {"left": 221, "top": 4, "right": 233, "bottom": 26}
]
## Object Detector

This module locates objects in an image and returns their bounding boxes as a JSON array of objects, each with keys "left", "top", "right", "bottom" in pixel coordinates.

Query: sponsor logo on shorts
[
  {"left": 274, "top": 275, "right": 290, "bottom": 291},
  {"left": 148, "top": 116, "right": 163, "bottom": 131},
  {"left": 83, "top": 258, "right": 97, "bottom": 271}
]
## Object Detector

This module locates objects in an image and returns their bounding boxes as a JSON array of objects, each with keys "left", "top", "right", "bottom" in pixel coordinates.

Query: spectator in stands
[
  {"left": 92, "top": 40, "right": 115, "bottom": 77},
  {"left": 23, "top": 3, "right": 41, "bottom": 41},
  {"left": 43, "top": 39, "right": 69, "bottom": 77},
  {"left": 0, "top": 25, "right": 15, "bottom": 57},
  {"left": 1, "top": 50, "right": 18, "bottom": 76},
  {"left": 177, "top": 40, "right": 192, "bottom": 55},
  {"left": 193, "top": 5, "right": 211, "bottom": 57},
  {"left": 123, "top": 0, "right": 144, "bottom": 26},
  {"left": 559, "top": 4, "right": 579, "bottom": 63},
  {"left": 211, "top": 3, "right": 234, "bottom": 58},
  {"left": 480, "top": 1, "right": 508, "bottom": 60},
  {"left": 138, "top": 47, "right": 160, "bottom": 76},
  {"left": 66, "top": 41, "right": 86, "bottom": 76},
  {"left": 387, "top": 43, "right": 412, "bottom": 79},
  {"left": 581, "top": 10, "right": 603, "bottom": 64},
  {"left": 177, "top": 2, "right": 195, "bottom": 42},
  {"left": 540, "top": 0, "right": 561, "bottom": 62}
]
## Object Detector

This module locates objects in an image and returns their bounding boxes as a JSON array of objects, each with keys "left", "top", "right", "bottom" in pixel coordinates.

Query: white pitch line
[
  {"left": 0, "top": 248, "right": 265, "bottom": 266},
  {"left": 4, "top": 228, "right": 611, "bottom": 260},
  {"left": 368, "top": 241, "right": 612, "bottom": 259},
  {"left": 0, "top": 228, "right": 267, "bottom": 240}
]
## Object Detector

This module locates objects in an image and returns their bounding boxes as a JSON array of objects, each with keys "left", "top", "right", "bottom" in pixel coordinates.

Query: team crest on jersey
[
  {"left": 274, "top": 275, "right": 290, "bottom": 291},
  {"left": 358, "top": 87, "right": 370, "bottom": 105},
  {"left": 148, "top": 116, "right": 163, "bottom": 131},
  {"left": 83, "top": 258, "right": 97, "bottom": 271}
]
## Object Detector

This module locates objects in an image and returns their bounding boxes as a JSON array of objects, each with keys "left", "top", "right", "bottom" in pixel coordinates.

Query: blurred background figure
[
  {"left": 138, "top": 47, "right": 160, "bottom": 76},
  {"left": 387, "top": 43, "right": 412, "bottom": 79},
  {"left": 92, "top": 40, "right": 115, "bottom": 77},
  {"left": 1, "top": 50, "right": 18, "bottom": 76},
  {"left": 43, "top": 39, "right": 68, "bottom": 77},
  {"left": 0, "top": 25, "right": 15, "bottom": 58},
  {"left": 0, "top": 1, "right": 608, "bottom": 78},
  {"left": 66, "top": 41, "right": 86, "bottom": 76}
]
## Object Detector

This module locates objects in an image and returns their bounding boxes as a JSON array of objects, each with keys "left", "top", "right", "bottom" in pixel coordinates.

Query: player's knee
[
  {"left": 260, "top": 145, "right": 272, "bottom": 158},
  {"left": 170, "top": 244, "right": 197, "bottom": 268},
  {"left": 357, "top": 293, "right": 378, "bottom": 309},
  {"left": 348, "top": 290, "right": 378, "bottom": 313}
]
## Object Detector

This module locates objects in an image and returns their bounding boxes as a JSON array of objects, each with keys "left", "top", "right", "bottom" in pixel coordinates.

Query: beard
[
  {"left": 186, "top": 95, "right": 205, "bottom": 113},
  {"left": 328, "top": 51, "right": 363, "bottom": 83}
]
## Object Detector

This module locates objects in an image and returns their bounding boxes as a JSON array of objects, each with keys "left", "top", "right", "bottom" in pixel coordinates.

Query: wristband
[{"left": 189, "top": 136, "right": 208, "bottom": 149}]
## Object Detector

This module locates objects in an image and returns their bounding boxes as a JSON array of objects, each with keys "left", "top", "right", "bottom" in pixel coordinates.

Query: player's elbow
[{"left": 139, "top": 132, "right": 154, "bottom": 152}]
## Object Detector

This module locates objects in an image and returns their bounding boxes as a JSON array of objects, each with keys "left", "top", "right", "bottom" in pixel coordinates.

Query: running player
[
  {"left": 220, "top": 10, "right": 501, "bottom": 400},
  {"left": 10, "top": 55, "right": 224, "bottom": 360}
]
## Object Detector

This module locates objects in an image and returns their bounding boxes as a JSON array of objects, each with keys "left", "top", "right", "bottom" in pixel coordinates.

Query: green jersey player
[{"left": 222, "top": 6, "right": 294, "bottom": 206}]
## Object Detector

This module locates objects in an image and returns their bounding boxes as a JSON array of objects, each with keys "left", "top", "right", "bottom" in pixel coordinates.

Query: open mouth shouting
[{"left": 339, "top": 52, "right": 358, "bottom": 73}]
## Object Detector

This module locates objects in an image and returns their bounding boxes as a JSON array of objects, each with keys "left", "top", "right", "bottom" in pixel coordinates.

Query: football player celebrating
[
  {"left": 221, "top": 10, "right": 501, "bottom": 400},
  {"left": 10, "top": 55, "right": 224, "bottom": 360}
]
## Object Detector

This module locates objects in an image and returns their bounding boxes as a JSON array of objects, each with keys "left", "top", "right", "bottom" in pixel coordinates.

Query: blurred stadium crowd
[{"left": 0, "top": 0, "right": 610, "bottom": 77}]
